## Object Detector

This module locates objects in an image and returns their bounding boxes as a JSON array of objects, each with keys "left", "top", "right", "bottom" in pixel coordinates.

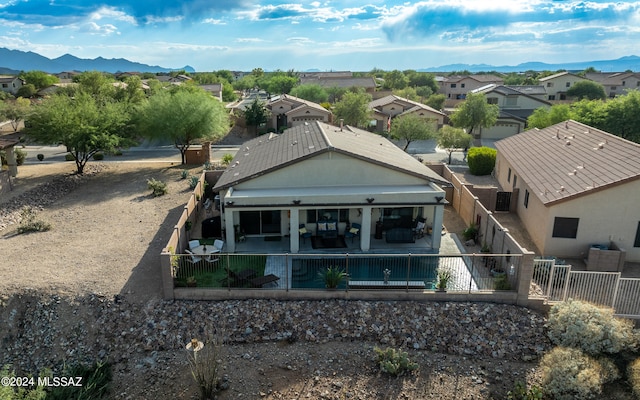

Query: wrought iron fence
[{"left": 171, "top": 252, "right": 521, "bottom": 292}]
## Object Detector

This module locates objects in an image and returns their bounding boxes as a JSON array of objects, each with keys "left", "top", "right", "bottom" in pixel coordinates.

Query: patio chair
[
  {"left": 220, "top": 267, "right": 257, "bottom": 287},
  {"left": 188, "top": 240, "right": 201, "bottom": 250},
  {"left": 185, "top": 249, "right": 203, "bottom": 265},
  {"left": 299, "top": 224, "right": 312, "bottom": 243},
  {"left": 213, "top": 239, "right": 225, "bottom": 252},
  {"left": 413, "top": 218, "right": 426, "bottom": 239},
  {"left": 344, "top": 223, "right": 361, "bottom": 243}
]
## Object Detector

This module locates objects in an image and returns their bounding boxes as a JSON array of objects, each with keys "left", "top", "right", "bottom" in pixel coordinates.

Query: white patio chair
[
  {"left": 185, "top": 249, "right": 203, "bottom": 265},
  {"left": 188, "top": 240, "right": 201, "bottom": 250},
  {"left": 213, "top": 239, "right": 225, "bottom": 252}
]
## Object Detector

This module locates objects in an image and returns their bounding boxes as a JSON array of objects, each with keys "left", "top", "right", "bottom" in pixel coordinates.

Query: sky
[{"left": 1, "top": 0, "right": 640, "bottom": 72}]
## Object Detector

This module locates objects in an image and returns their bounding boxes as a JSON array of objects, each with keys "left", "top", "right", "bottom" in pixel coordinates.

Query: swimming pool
[{"left": 291, "top": 256, "right": 439, "bottom": 289}]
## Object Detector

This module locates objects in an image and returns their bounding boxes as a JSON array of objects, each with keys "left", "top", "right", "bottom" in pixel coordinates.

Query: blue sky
[{"left": 1, "top": 0, "right": 639, "bottom": 72}]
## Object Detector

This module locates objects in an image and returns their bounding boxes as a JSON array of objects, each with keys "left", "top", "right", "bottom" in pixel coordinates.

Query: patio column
[
  {"left": 224, "top": 208, "right": 236, "bottom": 252},
  {"left": 431, "top": 205, "right": 444, "bottom": 251},
  {"left": 289, "top": 208, "right": 300, "bottom": 253},
  {"left": 360, "top": 206, "right": 372, "bottom": 251}
]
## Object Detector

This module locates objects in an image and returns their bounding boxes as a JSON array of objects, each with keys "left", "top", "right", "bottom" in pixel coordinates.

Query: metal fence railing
[
  {"left": 531, "top": 259, "right": 640, "bottom": 318},
  {"left": 171, "top": 252, "right": 521, "bottom": 292}
]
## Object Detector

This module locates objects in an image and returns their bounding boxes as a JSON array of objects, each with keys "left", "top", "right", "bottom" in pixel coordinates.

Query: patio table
[{"left": 191, "top": 245, "right": 221, "bottom": 257}]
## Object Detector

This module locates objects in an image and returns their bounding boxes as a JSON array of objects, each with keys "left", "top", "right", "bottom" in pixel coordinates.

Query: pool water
[{"left": 292, "top": 256, "right": 439, "bottom": 289}]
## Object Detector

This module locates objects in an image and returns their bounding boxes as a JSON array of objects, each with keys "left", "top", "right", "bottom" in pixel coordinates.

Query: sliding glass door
[{"left": 239, "top": 210, "right": 281, "bottom": 235}]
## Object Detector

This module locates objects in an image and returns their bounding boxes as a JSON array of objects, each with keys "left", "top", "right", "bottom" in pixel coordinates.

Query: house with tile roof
[
  {"left": 494, "top": 120, "right": 640, "bottom": 262},
  {"left": 439, "top": 74, "right": 504, "bottom": 106},
  {"left": 267, "top": 94, "right": 332, "bottom": 132},
  {"left": 213, "top": 121, "right": 448, "bottom": 253},
  {"left": 0, "top": 76, "right": 24, "bottom": 95},
  {"left": 599, "top": 72, "right": 640, "bottom": 98},
  {"left": 470, "top": 85, "right": 551, "bottom": 140},
  {"left": 368, "top": 95, "right": 446, "bottom": 134},
  {"left": 538, "top": 72, "right": 589, "bottom": 101}
]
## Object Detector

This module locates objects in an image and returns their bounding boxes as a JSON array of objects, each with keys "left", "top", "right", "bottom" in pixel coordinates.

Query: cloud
[
  {"left": 0, "top": 0, "right": 254, "bottom": 26},
  {"left": 235, "top": 37, "right": 268, "bottom": 43}
]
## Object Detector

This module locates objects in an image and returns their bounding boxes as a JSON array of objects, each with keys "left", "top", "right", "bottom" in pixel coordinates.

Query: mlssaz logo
[{"left": 38, "top": 376, "right": 83, "bottom": 387}]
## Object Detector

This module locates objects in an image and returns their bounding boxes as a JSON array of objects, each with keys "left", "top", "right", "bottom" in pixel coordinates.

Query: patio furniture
[
  {"left": 250, "top": 274, "right": 280, "bottom": 288},
  {"left": 413, "top": 217, "right": 426, "bottom": 239},
  {"left": 184, "top": 249, "right": 203, "bottom": 265},
  {"left": 188, "top": 240, "right": 201, "bottom": 250},
  {"left": 221, "top": 267, "right": 257, "bottom": 286},
  {"left": 299, "top": 224, "right": 312, "bottom": 243},
  {"left": 316, "top": 220, "right": 338, "bottom": 239},
  {"left": 213, "top": 239, "right": 225, "bottom": 252},
  {"left": 344, "top": 223, "right": 361, "bottom": 243}
]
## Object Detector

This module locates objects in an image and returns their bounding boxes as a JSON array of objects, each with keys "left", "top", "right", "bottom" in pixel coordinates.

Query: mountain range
[
  {"left": 0, "top": 48, "right": 194, "bottom": 75},
  {"left": 1, "top": 47, "right": 639, "bottom": 74}
]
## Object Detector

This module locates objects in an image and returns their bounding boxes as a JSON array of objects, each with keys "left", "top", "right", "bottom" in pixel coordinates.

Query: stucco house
[
  {"left": 470, "top": 85, "right": 551, "bottom": 140},
  {"left": 267, "top": 94, "right": 332, "bottom": 132},
  {"left": 494, "top": 120, "right": 640, "bottom": 262},
  {"left": 368, "top": 95, "right": 446, "bottom": 134},
  {"left": 0, "top": 76, "right": 24, "bottom": 95},
  {"left": 213, "top": 121, "right": 449, "bottom": 253},
  {"left": 439, "top": 74, "right": 504, "bottom": 106},
  {"left": 200, "top": 83, "right": 223, "bottom": 101},
  {"left": 538, "top": 72, "right": 589, "bottom": 101},
  {"left": 599, "top": 72, "right": 640, "bottom": 98}
]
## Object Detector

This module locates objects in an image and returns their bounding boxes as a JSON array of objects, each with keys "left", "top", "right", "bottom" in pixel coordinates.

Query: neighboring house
[
  {"left": 36, "top": 82, "right": 77, "bottom": 97},
  {"left": 470, "top": 85, "right": 551, "bottom": 140},
  {"left": 538, "top": 72, "right": 589, "bottom": 101},
  {"left": 200, "top": 83, "right": 223, "bottom": 101},
  {"left": 504, "top": 85, "right": 547, "bottom": 101},
  {"left": 368, "top": 95, "right": 445, "bottom": 134},
  {"left": 55, "top": 71, "right": 81, "bottom": 81},
  {"left": 267, "top": 94, "right": 332, "bottom": 131},
  {"left": 0, "top": 76, "right": 24, "bottom": 95},
  {"left": 439, "top": 75, "right": 504, "bottom": 106},
  {"left": 599, "top": 72, "right": 640, "bottom": 98},
  {"left": 213, "top": 121, "right": 449, "bottom": 253},
  {"left": 494, "top": 120, "right": 640, "bottom": 262},
  {"left": 299, "top": 71, "right": 353, "bottom": 79},
  {"left": 299, "top": 76, "right": 377, "bottom": 94}
]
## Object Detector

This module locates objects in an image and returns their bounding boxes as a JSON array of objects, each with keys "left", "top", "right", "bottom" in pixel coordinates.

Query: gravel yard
[{"left": 0, "top": 161, "right": 552, "bottom": 399}]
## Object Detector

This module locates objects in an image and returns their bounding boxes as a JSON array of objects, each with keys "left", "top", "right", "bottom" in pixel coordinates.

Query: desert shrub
[
  {"left": 507, "top": 381, "right": 544, "bottom": 400},
  {"left": 14, "top": 148, "right": 26, "bottom": 165},
  {"left": 467, "top": 146, "right": 496, "bottom": 176},
  {"left": 374, "top": 347, "right": 419, "bottom": 376},
  {"left": 92, "top": 152, "right": 104, "bottom": 160},
  {"left": 494, "top": 274, "right": 511, "bottom": 290},
  {"left": 186, "top": 331, "right": 226, "bottom": 400},
  {"left": 546, "top": 299, "right": 637, "bottom": 355},
  {"left": 203, "top": 160, "right": 212, "bottom": 170},
  {"left": 46, "top": 360, "right": 112, "bottom": 400},
  {"left": 65, "top": 153, "right": 75, "bottom": 161},
  {"left": 540, "top": 347, "right": 619, "bottom": 400},
  {"left": 112, "top": 149, "right": 123, "bottom": 156},
  {"left": 221, "top": 153, "right": 233, "bottom": 166},
  {"left": 37, "top": 153, "right": 44, "bottom": 161},
  {"left": 147, "top": 178, "right": 168, "bottom": 196},
  {"left": 181, "top": 169, "right": 189, "bottom": 179},
  {"left": 628, "top": 357, "right": 640, "bottom": 398},
  {"left": 189, "top": 175, "right": 199, "bottom": 189},
  {"left": 462, "top": 223, "right": 478, "bottom": 241},
  {"left": 17, "top": 206, "right": 51, "bottom": 234}
]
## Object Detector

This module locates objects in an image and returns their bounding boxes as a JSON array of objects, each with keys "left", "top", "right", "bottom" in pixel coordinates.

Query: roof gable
[
  {"left": 369, "top": 95, "right": 445, "bottom": 116},
  {"left": 495, "top": 120, "right": 640, "bottom": 205},
  {"left": 214, "top": 121, "right": 448, "bottom": 190}
]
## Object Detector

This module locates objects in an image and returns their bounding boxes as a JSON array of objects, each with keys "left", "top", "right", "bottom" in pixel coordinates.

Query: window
[
  {"left": 524, "top": 190, "right": 529, "bottom": 208},
  {"left": 611, "top": 86, "right": 617, "bottom": 90},
  {"left": 513, "top": 175, "right": 518, "bottom": 188},
  {"left": 461, "top": 83, "right": 465, "bottom": 88},
  {"left": 487, "top": 97, "right": 498, "bottom": 104},
  {"left": 566, "top": 82, "right": 571, "bottom": 87},
  {"left": 634, "top": 222, "right": 640, "bottom": 247},
  {"left": 547, "top": 82, "right": 554, "bottom": 87},
  {"left": 622, "top": 81, "right": 626, "bottom": 86},
  {"left": 451, "top": 83, "right": 457, "bottom": 88},
  {"left": 552, "top": 217, "right": 579, "bottom": 238},
  {"left": 507, "top": 168, "right": 511, "bottom": 183},
  {"left": 306, "top": 209, "right": 349, "bottom": 223},
  {"left": 505, "top": 96, "right": 517, "bottom": 106},
  {"left": 548, "top": 95, "right": 556, "bottom": 101}
]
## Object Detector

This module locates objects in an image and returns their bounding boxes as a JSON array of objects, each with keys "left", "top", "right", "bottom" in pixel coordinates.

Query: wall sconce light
[
  {"left": 225, "top": 201, "right": 234, "bottom": 206},
  {"left": 435, "top": 196, "right": 444, "bottom": 203},
  {"left": 366, "top": 198, "right": 375, "bottom": 204},
  {"left": 292, "top": 200, "right": 301, "bottom": 205}
]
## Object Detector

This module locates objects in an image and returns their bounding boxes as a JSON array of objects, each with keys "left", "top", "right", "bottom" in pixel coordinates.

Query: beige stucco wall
[
  {"left": 479, "top": 120, "right": 524, "bottom": 140},
  {"left": 541, "top": 75, "right": 587, "bottom": 100}
]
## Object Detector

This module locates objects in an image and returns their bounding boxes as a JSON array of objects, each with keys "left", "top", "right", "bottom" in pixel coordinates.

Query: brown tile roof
[
  {"left": 213, "top": 121, "right": 448, "bottom": 190},
  {"left": 269, "top": 94, "right": 331, "bottom": 115},
  {"left": 369, "top": 95, "right": 445, "bottom": 116},
  {"left": 495, "top": 120, "right": 640, "bottom": 205}
]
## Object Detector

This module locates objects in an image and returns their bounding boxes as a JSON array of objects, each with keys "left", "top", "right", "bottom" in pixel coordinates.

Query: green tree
[
  {"left": 74, "top": 71, "right": 116, "bottom": 100},
  {"left": 424, "top": 94, "right": 446, "bottom": 110},
  {"left": 113, "top": 75, "right": 146, "bottom": 105},
  {"left": 567, "top": 81, "right": 606, "bottom": 100},
  {"left": 391, "top": 114, "right": 437, "bottom": 151},
  {"left": 3, "top": 97, "right": 31, "bottom": 131},
  {"left": 289, "top": 84, "right": 328, "bottom": 103},
  {"left": 16, "top": 83, "right": 37, "bottom": 98},
  {"left": 383, "top": 70, "right": 409, "bottom": 90},
  {"left": 602, "top": 90, "right": 640, "bottom": 142},
  {"left": 242, "top": 98, "right": 270, "bottom": 135},
  {"left": 437, "top": 125, "right": 473, "bottom": 164},
  {"left": 394, "top": 87, "right": 419, "bottom": 101},
  {"left": 251, "top": 68, "right": 264, "bottom": 78},
  {"left": 449, "top": 92, "right": 499, "bottom": 136},
  {"left": 266, "top": 75, "right": 298, "bottom": 94},
  {"left": 527, "top": 104, "right": 571, "bottom": 129},
  {"left": 136, "top": 86, "right": 229, "bottom": 164},
  {"left": 26, "top": 92, "right": 132, "bottom": 173},
  {"left": 233, "top": 75, "right": 256, "bottom": 91},
  {"left": 326, "top": 86, "right": 347, "bottom": 103},
  {"left": 19, "top": 70, "right": 59, "bottom": 90},
  {"left": 333, "top": 90, "right": 372, "bottom": 128}
]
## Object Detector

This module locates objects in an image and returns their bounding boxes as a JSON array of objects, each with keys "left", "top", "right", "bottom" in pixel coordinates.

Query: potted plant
[
  {"left": 462, "top": 223, "right": 479, "bottom": 243},
  {"left": 186, "top": 276, "right": 197, "bottom": 287},
  {"left": 436, "top": 268, "right": 452, "bottom": 292},
  {"left": 318, "top": 266, "right": 346, "bottom": 289}
]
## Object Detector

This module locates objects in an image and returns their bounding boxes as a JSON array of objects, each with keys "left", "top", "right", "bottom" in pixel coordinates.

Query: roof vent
[
  {"left": 557, "top": 186, "right": 565, "bottom": 193},
  {"left": 565, "top": 140, "right": 571, "bottom": 146},
  {"left": 594, "top": 142, "right": 605, "bottom": 150},
  {"left": 568, "top": 169, "right": 578, "bottom": 176}
]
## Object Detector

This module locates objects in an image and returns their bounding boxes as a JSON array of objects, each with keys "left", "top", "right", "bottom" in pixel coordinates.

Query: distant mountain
[
  {"left": 420, "top": 55, "right": 640, "bottom": 73},
  {"left": 0, "top": 48, "right": 195, "bottom": 74}
]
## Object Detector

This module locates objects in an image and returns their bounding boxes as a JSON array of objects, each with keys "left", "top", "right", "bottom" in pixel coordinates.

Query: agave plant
[{"left": 318, "top": 266, "right": 346, "bottom": 289}]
